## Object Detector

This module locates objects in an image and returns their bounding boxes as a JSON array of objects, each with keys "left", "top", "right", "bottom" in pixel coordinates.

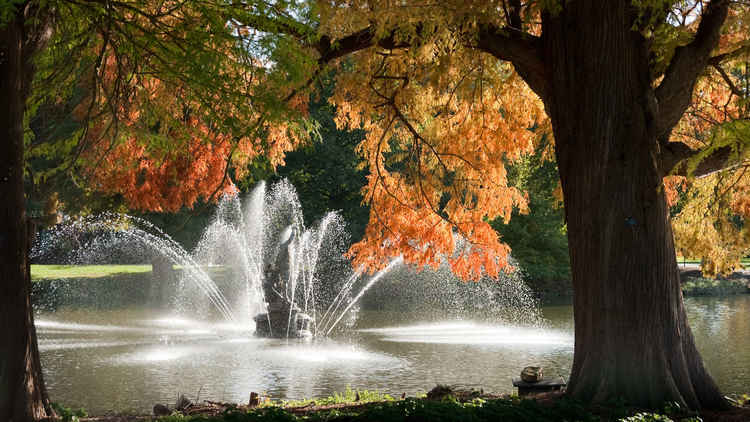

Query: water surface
[{"left": 37, "top": 296, "right": 750, "bottom": 414}]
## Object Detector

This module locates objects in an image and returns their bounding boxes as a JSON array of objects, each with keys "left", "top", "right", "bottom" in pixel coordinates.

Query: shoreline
[{"left": 51, "top": 388, "right": 750, "bottom": 422}]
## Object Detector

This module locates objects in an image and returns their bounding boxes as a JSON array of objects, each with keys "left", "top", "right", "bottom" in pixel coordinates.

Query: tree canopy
[
  {"left": 22, "top": 1, "right": 749, "bottom": 279},
  {"left": 4, "top": 0, "right": 750, "bottom": 416}
]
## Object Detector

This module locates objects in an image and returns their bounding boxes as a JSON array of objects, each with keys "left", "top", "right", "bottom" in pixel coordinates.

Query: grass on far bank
[
  {"left": 30, "top": 264, "right": 232, "bottom": 281},
  {"left": 30, "top": 264, "right": 152, "bottom": 280},
  {"left": 677, "top": 258, "right": 750, "bottom": 268}
]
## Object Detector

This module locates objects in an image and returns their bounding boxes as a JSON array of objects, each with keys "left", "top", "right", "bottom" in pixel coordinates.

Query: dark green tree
[
  {"left": 494, "top": 141, "right": 570, "bottom": 287},
  {"left": 275, "top": 77, "right": 369, "bottom": 240}
]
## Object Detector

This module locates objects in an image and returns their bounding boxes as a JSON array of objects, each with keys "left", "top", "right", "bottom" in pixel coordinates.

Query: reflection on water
[
  {"left": 359, "top": 322, "right": 572, "bottom": 346},
  {"left": 37, "top": 296, "right": 750, "bottom": 414},
  {"left": 684, "top": 296, "right": 750, "bottom": 394}
]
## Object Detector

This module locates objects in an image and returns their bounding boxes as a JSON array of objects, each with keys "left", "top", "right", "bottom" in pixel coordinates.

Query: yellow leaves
[
  {"left": 672, "top": 170, "right": 750, "bottom": 277},
  {"left": 663, "top": 175, "right": 686, "bottom": 207}
]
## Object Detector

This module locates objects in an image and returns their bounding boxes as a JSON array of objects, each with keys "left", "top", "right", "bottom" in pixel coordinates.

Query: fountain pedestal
[
  {"left": 253, "top": 301, "right": 312, "bottom": 338},
  {"left": 253, "top": 224, "right": 314, "bottom": 338}
]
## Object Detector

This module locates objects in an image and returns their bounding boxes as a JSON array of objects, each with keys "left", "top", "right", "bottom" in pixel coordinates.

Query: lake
[{"left": 37, "top": 295, "right": 750, "bottom": 414}]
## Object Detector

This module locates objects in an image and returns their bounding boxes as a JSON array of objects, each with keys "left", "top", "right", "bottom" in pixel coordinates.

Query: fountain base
[{"left": 253, "top": 307, "right": 314, "bottom": 338}]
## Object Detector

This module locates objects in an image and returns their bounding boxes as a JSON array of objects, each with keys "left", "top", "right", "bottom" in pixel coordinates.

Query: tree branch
[
  {"left": 316, "top": 23, "right": 547, "bottom": 102},
  {"left": 316, "top": 26, "right": 412, "bottom": 64},
  {"left": 709, "top": 45, "right": 750, "bottom": 66},
  {"left": 475, "top": 24, "right": 547, "bottom": 99},
  {"left": 660, "top": 141, "right": 736, "bottom": 178},
  {"left": 229, "top": 8, "right": 547, "bottom": 96},
  {"left": 655, "top": 0, "right": 730, "bottom": 139},
  {"left": 712, "top": 63, "right": 744, "bottom": 97}
]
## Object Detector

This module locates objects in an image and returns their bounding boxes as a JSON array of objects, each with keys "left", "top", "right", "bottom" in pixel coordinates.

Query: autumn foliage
[
  {"left": 327, "top": 28, "right": 545, "bottom": 279},
  {"left": 664, "top": 4, "right": 750, "bottom": 276},
  {"left": 47, "top": 0, "right": 750, "bottom": 280},
  {"left": 56, "top": 5, "right": 312, "bottom": 213},
  {"left": 323, "top": 1, "right": 749, "bottom": 279}
]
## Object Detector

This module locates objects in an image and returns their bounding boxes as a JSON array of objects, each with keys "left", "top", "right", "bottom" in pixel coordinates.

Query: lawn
[
  {"left": 677, "top": 258, "right": 750, "bottom": 268},
  {"left": 30, "top": 264, "right": 152, "bottom": 280}
]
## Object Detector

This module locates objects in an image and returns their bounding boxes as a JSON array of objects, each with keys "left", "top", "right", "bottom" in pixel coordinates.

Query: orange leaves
[
  {"left": 347, "top": 178, "right": 516, "bottom": 280},
  {"left": 80, "top": 96, "right": 308, "bottom": 212},
  {"left": 330, "top": 22, "right": 547, "bottom": 279},
  {"left": 86, "top": 134, "right": 237, "bottom": 212},
  {"left": 57, "top": 1, "right": 319, "bottom": 213},
  {"left": 663, "top": 175, "right": 686, "bottom": 207}
]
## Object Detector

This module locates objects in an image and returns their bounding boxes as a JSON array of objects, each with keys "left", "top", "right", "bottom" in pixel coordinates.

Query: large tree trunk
[
  {"left": 539, "top": 2, "right": 727, "bottom": 410},
  {"left": 0, "top": 11, "right": 53, "bottom": 422}
]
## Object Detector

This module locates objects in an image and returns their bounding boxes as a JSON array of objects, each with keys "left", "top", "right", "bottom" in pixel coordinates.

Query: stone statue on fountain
[{"left": 253, "top": 227, "right": 314, "bottom": 338}]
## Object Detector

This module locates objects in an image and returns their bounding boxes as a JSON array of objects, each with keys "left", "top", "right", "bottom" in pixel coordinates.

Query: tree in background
[
  {"left": 492, "top": 138, "right": 570, "bottom": 287},
  {"left": 1, "top": 1, "right": 316, "bottom": 419},
  {"left": 275, "top": 75, "right": 370, "bottom": 240}
]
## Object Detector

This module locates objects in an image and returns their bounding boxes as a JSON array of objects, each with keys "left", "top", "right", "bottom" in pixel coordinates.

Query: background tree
[
  {"left": 492, "top": 137, "right": 570, "bottom": 288},
  {"left": 275, "top": 75, "right": 370, "bottom": 240},
  {"left": 1, "top": 1, "right": 317, "bottom": 419}
]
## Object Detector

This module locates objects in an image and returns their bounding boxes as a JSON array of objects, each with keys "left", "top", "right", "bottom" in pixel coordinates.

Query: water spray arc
[{"left": 35, "top": 179, "right": 400, "bottom": 338}]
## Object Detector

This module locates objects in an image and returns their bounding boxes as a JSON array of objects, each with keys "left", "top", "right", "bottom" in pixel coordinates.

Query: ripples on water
[
  {"left": 37, "top": 297, "right": 750, "bottom": 414},
  {"left": 37, "top": 308, "right": 572, "bottom": 413},
  {"left": 358, "top": 322, "right": 572, "bottom": 346}
]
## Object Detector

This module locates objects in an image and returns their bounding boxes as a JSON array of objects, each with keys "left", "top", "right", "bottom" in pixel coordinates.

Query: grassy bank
[
  {"left": 677, "top": 258, "right": 750, "bottom": 268},
  {"left": 30, "top": 265, "right": 155, "bottom": 310},
  {"left": 31, "top": 264, "right": 152, "bottom": 280},
  {"left": 62, "top": 389, "right": 750, "bottom": 422}
]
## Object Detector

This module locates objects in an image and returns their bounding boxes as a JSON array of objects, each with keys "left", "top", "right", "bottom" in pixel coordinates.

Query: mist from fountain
[{"left": 33, "top": 180, "right": 398, "bottom": 337}]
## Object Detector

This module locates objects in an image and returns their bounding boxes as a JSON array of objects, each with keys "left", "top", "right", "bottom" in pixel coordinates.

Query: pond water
[{"left": 37, "top": 295, "right": 750, "bottom": 414}]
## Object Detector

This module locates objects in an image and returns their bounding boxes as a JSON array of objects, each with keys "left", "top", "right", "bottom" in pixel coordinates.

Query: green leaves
[
  {"left": 492, "top": 139, "right": 570, "bottom": 283},
  {"left": 0, "top": 0, "right": 23, "bottom": 26}
]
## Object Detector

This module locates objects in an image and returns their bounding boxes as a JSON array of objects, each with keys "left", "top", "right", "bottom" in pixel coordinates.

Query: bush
[{"left": 681, "top": 277, "right": 749, "bottom": 296}]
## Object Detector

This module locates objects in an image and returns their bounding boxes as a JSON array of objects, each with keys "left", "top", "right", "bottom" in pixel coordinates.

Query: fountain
[
  {"left": 33, "top": 179, "right": 543, "bottom": 339},
  {"left": 30, "top": 179, "right": 579, "bottom": 414},
  {"left": 33, "top": 180, "right": 397, "bottom": 338}
]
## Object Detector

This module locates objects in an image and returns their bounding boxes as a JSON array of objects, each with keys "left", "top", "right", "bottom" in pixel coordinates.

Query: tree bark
[
  {"left": 0, "top": 11, "right": 53, "bottom": 422},
  {"left": 538, "top": 2, "right": 727, "bottom": 409}
]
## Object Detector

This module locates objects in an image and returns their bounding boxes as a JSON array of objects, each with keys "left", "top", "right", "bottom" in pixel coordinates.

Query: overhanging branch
[
  {"left": 660, "top": 141, "right": 736, "bottom": 178},
  {"left": 709, "top": 45, "right": 750, "bottom": 66},
  {"left": 313, "top": 22, "right": 548, "bottom": 103},
  {"left": 229, "top": 9, "right": 546, "bottom": 95},
  {"left": 712, "top": 63, "right": 744, "bottom": 97},
  {"left": 655, "top": 0, "right": 729, "bottom": 139},
  {"left": 475, "top": 24, "right": 547, "bottom": 100}
]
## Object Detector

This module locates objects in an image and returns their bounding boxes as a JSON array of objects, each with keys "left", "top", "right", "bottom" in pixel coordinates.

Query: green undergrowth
[
  {"left": 154, "top": 396, "right": 708, "bottom": 422},
  {"left": 51, "top": 402, "right": 88, "bottom": 422},
  {"left": 280, "top": 387, "right": 396, "bottom": 407},
  {"left": 681, "top": 277, "right": 749, "bottom": 296}
]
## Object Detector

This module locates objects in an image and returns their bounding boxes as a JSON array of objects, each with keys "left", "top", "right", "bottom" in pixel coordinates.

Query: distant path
[{"left": 678, "top": 262, "right": 750, "bottom": 279}]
